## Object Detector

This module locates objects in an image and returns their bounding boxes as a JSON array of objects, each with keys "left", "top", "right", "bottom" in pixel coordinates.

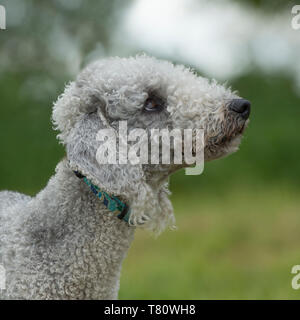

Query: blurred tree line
[
  {"left": 236, "top": 0, "right": 295, "bottom": 11},
  {"left": 0, "top": 0, "right": 129, "bottom": 77}
]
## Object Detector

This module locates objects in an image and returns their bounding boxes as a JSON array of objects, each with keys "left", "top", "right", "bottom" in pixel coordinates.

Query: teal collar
[{"left": 74, "top": 171, "right": 131, "bottom": 223}]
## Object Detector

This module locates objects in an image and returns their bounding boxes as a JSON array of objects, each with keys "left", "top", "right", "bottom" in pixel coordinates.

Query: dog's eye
[{"left": 144, "top": 95, "right": 165, "bottom": 112}]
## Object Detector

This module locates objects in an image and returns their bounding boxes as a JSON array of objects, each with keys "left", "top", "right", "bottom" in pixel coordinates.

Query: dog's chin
[
  {"left": 224, "top": 133, "right": 243, "bottom": 154},
  {"left": 223, "top": 118, "right": 249, "bottom": 152},
  {"left": 205, "top": 119, "right": 249, "bottom": 162},
  {"left": 204, "top": 134, "right": 241, "bottom": 162},
  {"left": 238, "top": 118, "right": 249, "bottom": 135}
]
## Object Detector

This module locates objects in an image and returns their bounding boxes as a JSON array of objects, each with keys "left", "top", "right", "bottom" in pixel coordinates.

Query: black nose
[{"left": 228, "top": 99, "right": 251, "bottom": 119}]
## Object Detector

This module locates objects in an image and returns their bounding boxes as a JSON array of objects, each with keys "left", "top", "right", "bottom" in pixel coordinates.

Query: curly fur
[{"left": 0, "top": 55, "right": 249, "bottom": 299}]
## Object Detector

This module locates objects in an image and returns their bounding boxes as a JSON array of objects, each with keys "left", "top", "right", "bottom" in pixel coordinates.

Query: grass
[{"left": 119, "top": 184, "right": 300, "bottom": 299}]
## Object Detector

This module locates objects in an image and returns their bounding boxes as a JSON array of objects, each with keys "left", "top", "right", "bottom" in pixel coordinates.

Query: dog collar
[{"left": 74, "top": 171, "right": 131, "bottom": 223}]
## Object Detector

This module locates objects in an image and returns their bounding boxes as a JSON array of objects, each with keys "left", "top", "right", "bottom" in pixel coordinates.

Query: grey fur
[{"left": 0, "top": 55, "right": 249, "bottom": 299}]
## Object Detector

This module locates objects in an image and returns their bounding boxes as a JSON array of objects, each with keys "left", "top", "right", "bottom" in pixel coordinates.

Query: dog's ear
[
  {"left": 52, "top": 81, "right": 175, "bottom": 233},
  {"left": 53, "top": 81, "right": 142, "bottom": 195}
]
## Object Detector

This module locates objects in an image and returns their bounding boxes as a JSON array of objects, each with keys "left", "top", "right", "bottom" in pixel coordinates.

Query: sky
[{"left": 115, "top": 0, "right": 300, "bottom": 87}]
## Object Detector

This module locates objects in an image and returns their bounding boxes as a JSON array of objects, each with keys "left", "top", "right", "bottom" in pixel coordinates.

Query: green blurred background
[{"left": 0, "top": 0, "right": 299, "bottom": 299}]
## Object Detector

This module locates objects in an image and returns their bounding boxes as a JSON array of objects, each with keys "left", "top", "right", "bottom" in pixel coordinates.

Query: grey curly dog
[{"left": 0, "top": 55, "right": 250, "bottom": 299}]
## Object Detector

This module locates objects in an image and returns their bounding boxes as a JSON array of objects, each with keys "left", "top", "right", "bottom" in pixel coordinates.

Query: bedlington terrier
[{"left": 0, "top": 55, "right": 250, "bottom": 299}]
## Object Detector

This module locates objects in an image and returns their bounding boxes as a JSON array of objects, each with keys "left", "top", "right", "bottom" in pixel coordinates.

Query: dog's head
[{"left": 52, "top": 55, "right": 250, "bottom": 233}]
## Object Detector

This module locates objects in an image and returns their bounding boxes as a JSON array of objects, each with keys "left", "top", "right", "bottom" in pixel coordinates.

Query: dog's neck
[
  {"left": 73, "top": 170, "right": 131, "bottom": 223},
  {"left": 22, "top": 159, "right": 135, "bottom": 299}
]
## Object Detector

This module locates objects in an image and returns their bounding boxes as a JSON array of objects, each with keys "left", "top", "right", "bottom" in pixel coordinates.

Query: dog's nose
[{"left": 228, "top": 99, "right": 251, "bottom": 119}]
